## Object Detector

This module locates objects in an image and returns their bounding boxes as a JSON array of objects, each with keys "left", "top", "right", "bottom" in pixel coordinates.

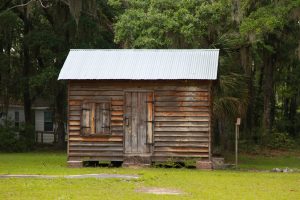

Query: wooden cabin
[{"left": 58, "top": 49, "right": 219, "bottom": 168}]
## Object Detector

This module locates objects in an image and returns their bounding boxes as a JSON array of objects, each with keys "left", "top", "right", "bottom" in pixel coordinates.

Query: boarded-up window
[{"left": 81, "top": 102, "right": 110, "bottom": 135}]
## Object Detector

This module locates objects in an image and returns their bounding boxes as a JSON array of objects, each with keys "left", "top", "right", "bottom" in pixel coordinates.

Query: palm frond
[{"left": 213, "top": 72, "right": 249, "bottom": 121}]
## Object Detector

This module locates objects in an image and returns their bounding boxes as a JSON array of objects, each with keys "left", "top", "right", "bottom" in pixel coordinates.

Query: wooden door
[{"left": 124, "top": 92, "right": 153, "bottom": 155}]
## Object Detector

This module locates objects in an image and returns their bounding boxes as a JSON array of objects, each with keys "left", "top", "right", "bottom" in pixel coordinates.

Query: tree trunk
[
  {"left": 289, "top": 95, "right": 297, "bottom": 137},
  {"left": 22, "top": 15, "right": 32, "bottom": 125},
  {"left": 262, "top": 51, "right": 275, "bottom": 134},
  {"left": 0, "top": 42, "right": 10, "bottom": 123},
  {"left": 232, "top": 0, "right": 242, "bottom": 25},
  {"left": 55, "top": 85, "right": 67, "bottom": 149},
  {"left": 241, "top": 47, "right": 254, "bottom": 135}
]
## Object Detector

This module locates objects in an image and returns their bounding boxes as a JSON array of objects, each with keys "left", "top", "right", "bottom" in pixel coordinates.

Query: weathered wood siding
[
  {"left": 67, "top": 80, "right": 212, "bottom": 162},
  {"left": 68, "top": 81, "right": 124, "bottom": 162}
]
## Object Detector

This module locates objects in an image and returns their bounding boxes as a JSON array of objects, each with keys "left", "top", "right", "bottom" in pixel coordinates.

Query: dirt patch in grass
[{"left": 135, "top": 187, "right": 184, "bottom": 195}]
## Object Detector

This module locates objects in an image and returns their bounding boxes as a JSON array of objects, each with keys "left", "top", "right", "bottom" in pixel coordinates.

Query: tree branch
[
  {"left": 38, "top": 0, "right": 50, "bottom": 8},
  {"left": 8, "top": 0, "right": 51, "bottom": 10},
  {"left": 8, "top": 0, "right": 35, "bottom": 10}
]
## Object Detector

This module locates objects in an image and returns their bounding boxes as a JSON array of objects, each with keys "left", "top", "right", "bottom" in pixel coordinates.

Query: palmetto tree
[{"left": 213, "top": 71, "right": 249, "bottom": 150}]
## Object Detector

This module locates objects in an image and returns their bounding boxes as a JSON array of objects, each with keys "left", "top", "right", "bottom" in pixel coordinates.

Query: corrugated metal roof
[{"left": 58, "top": 49, "right": 219, "bottom": 80}]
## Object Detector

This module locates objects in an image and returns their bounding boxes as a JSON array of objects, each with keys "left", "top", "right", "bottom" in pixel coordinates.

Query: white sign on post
[{"left": 236, "top": 118, "right": 241, "bottom": 125}]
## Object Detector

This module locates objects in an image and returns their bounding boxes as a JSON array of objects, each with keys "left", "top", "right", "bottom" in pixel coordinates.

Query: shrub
[
  {"left": 266, "top": 132, "right": 295, "bottom": 149},
  {"left": 0, "top": 122, "right": 35, "bottom": 152},
  {"left": 0, "top": 123, "right": 18, "bottom": 152},
  {"left": 18, "top": 124, "right": 35, "bottom": 151}
]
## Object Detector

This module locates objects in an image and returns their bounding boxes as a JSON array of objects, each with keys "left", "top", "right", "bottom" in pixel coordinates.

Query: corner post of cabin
[
  {"left": 67, "top": 81, "right": 70, "bottom": 160},
  {"left": 208, "top": 80, "right": 213, "bottom": 167}
]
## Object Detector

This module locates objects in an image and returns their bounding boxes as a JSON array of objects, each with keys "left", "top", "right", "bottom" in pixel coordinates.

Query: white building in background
[{"left": 0, "top": 104, "right": 56, "bottom": 144}]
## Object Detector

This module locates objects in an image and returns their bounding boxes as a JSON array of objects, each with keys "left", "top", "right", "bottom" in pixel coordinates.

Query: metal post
[
  {"left": 235, "top": 124, "right": 238, "bottom": 167},
  {"left": 235, "top": 118, "right": 241, "bottom": 168}
]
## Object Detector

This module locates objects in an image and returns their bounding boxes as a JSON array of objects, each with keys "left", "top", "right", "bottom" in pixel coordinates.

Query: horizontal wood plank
[
  {"left": 69, "top": 110, "right": 81, "bottom": 116},
  {"left": 69, "top": 152, "right": 123, "bottom": 157},
  {"left": 155, "top": 127, "right": 209, "bottom": 132},
  {"left": 111, "top": 116, "right": 123, "bottom": 121},
  {"left": 111, "top": 111, "right": 123, "bottom": 116},
  {"left": 69, "top": 106, "right": 81, "bottom": 111},
  {"left": 69, "top": 116, "right": 80, "bottom": 121},
  {"left": 155, "top": 106, "right": 209, "bottom": 112},
  {"left": 69, "top": 126, "right": 81, "bottom": 131},
  {"left": 69, "top": 90, "right": 123, "bottom": 96},
  {"left": 69, "top": 136, "right": 123, "bottom": 142},
  {"left": 69, "top": 156, "right": 123, "bottom": 161},
  {"left": 70, "top": 147, "right": 123, "bottom": 151},
  {"left": 155, "top": 137, "right": 208, "bottom": 142},
  {"left": 111, "top": 121, "right": 123, "bottom": 126},
  {"left": 155, "top": 121, "right": 209, "bottom": 127},
  {"left": 151, "top": 155, "right": 208, "bottom": 161},
  {"left": 154, "top": 147, "right": 208, "bottom": 153},
  {"left": 69, "top": 120, "right": 80, "bottom": 126},
  {"left": 155, "top": 102, "right": 209, "bottom": 107},
  {"left": 69, "top": 100, "right": 81, "bottom": 106},
  {"left": 153, "top": 152, "right": 209, "bottom": 157},
  {"left": 155, "top": 132, "right": 208, "bottom": 137},
  {"left": 69, "top": 96, "right": 122, "bottom": 101},
  {"left": 111, "top": 100, "right": 123, "bottom": 106},
  {"left": 155, "top": 111, "right": 209, "bottom": 117},
  {"left": 155, "top": 96, "right": 209, "bottom": 102},
  {"left": 154, "top": 142, "right": 209, "bottom": 147},
  {"left": 155, "top": 116, "right": 209, "bottom": 122},
  {"left": 155, "top": 91, "right": 208, "bottom": 97},
  {"left": 69, "top": 130, "right": 80, "bottom": 136},
  {"left": 70, "top": 80, "right": 209, "bottom": 91},
  {"left": 69, "top": 142, "right": 123, "bottom": 147},
  {"left": 111, "top": 126, "right": 123, "bottom": 131}
]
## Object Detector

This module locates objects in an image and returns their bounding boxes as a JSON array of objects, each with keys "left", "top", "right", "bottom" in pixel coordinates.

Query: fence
[{"left": 35, "top": 131, "right": 57, "bottom": 144}]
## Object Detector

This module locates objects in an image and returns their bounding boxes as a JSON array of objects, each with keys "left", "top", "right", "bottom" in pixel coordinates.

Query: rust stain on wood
[{"left": 69, "top": 100, "right": 81, "bottom": 106}]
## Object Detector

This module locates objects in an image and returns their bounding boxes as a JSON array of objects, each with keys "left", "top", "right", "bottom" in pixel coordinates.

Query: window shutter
[
  {"left": 95, "top": 103, "right": 110, "bottom": 133},
  {"left": 81, "top": 102, "right": 93, "bottom": 135}
]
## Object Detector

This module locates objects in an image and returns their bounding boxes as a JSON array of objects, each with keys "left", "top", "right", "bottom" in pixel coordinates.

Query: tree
[
  {"left": 0, "top": 0, "right": 115, "bottom": 148},
  {"left": 0, "top": 10, "right": 21, "bottom": 121},
  {"left": 240, "top": 0, "right": 300, "bottom": 134},
  {"left": 111, "top": 0, "right": 300, "bottom": 150}
]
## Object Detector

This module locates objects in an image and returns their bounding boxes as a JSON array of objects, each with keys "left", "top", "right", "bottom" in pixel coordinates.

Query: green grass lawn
[
  {"left": 227, "top": 149, "right": 300, "bottom": 170},
  {"left": 0, "top": 152, "right": 299, "bottom": 200},
  {"left": 238, "top": 154, "right": 300, "bottom": 170}
]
